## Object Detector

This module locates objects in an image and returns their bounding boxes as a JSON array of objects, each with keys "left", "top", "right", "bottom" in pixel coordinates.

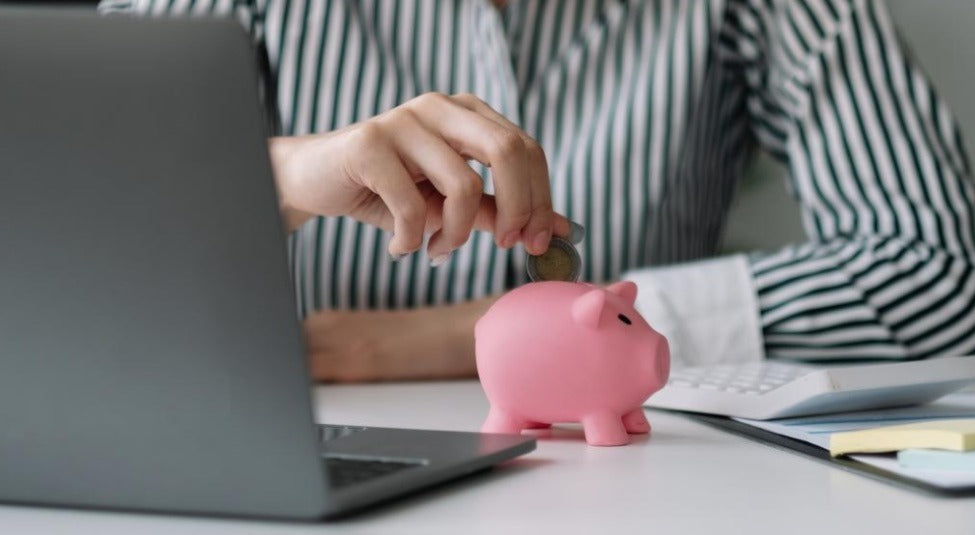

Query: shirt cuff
[{"left": 622, "top": 254, "right": 765, "bottom": 367}]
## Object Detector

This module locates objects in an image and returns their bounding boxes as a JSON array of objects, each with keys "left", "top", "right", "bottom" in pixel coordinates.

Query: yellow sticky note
[{"left": 830, "top": 419, "right": 975, "bottom": 457}]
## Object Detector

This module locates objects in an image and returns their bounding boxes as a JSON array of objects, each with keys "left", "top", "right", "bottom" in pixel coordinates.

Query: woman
[{"left": 102, "top": 0, "right": 975, "bottom": 380}]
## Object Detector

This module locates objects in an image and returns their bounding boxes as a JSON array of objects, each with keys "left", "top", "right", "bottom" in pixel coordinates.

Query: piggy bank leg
[
  {"left": 482, "top": 407, "right": 528, "bottom": 435},
  {"left": 581, "top": 413, "right": 630, "bottom": 446},
  {"left": 621, "top": 408, "right": 651, "bottom": 434}
]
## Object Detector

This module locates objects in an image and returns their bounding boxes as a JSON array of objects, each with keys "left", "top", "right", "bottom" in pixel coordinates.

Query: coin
[{"left": 526, "top": 235, "right": 582, "bottom": 282}]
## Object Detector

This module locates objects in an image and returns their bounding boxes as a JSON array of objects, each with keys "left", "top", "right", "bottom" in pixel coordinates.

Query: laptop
[{"left": 0, "top": 8, "right": 534, "bottom": 520}]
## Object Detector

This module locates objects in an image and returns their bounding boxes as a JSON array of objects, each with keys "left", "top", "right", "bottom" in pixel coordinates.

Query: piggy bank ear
[
  {"left": 572, "top": 289, "right": 609, "bottom": 328},
  {"left": 606, "top": 281, "right": 637, "bottom": 306}
]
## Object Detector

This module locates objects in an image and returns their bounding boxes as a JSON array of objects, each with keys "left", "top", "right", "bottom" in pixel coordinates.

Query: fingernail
[
  {"left": 531, "top": 230, "right": 551, "bottom": 255},
  {"left": 569, "top": 220, "right": 586, "bottom": 244},
  {"left": 388, "top": 251, "right": 407, "bottom": 262},
  {"left": 500, "top": 230, "right": 520, "bottom": 249},
  {"left": 430, "top": 252, "right": 452, "bottom": 267}
]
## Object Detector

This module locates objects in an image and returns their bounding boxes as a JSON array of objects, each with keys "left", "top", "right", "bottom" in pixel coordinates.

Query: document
[{"left": 732, "top": 391, "right": 975, "bottom": 489}]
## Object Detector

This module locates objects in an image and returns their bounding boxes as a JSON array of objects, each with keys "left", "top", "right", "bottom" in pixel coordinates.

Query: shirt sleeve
[
  {"left": 625, "top": 254, "right": 766, "bottom": 367},
  {"left": 718, "top": 0, "right": 975, "bottom": 362}
]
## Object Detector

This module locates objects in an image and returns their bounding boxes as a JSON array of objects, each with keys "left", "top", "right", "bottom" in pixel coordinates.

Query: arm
[
  {"left": 100, "top": 0, "right": 570, "bottom": 381},
  {"left": 270, "top": 92, "right": 572, "bottom": 382},
  {"left": 303, "top": 295, "right": 499, "bottom": 382},
  {"left": 267, "top": 136, "right": 317, "bottom": 232},
  {"left": 103, "top": 1, "right": 566, "bottom": 256},
  {"left": 629, "top": 0, "right": 975, "bottom": 365}
]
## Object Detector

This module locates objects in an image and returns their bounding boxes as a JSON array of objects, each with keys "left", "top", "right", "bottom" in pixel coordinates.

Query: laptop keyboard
[
  {"left": 318, "top": 424, "right": 424, "bottom": 489},
  {"left": 324, "top": 457, "right": 421, "bottom": 489},
  {"left": 318, "top": 424, "right": 366, "bottom": 442}
]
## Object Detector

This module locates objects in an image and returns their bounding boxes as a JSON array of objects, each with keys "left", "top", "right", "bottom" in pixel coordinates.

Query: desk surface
[{"left": 3, "top": 381, "right": 974, "bottom": 534}]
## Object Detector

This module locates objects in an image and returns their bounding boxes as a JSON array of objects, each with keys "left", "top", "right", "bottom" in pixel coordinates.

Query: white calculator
[{"left": 645, "top": 356, "right": 975, "bottom": 420}]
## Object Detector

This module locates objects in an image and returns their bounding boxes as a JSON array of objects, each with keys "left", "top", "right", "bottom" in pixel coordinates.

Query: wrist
[{"left": 268, "top": 136, "right": 314, "bottom": 232}]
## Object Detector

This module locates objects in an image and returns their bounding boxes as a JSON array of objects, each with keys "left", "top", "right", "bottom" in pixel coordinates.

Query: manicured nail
[
  {"left": 569, "top": 220, "right": 586, "bottom": 244},
  {"left": 500, "top": 230, "right": 520, "bottom": 249},
  {"left": 531, "top": 230, "right": 551, "bottom": 255},
  {"left": 430, "top": 252, "right": 452, "bottom": 267}
]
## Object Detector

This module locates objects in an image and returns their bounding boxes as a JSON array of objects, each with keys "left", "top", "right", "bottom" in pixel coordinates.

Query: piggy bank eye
[{"left": 617, "top": 313, "right": 632, "bottom": 325}]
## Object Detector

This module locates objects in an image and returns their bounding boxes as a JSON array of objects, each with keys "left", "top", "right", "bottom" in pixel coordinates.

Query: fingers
[
  {"left": 358, "top": 144, "right": 428, "bottom": 258},
  {"left": 341, "top": 92, "right": 569, "bottom": 262},
  {"left": 451, "top": 93, "right": 562, "bottom": 253},
  {"left": 385, "top": 112, "right": 485, "bottom": 261},
  {"left": 405, "top": 93, "right": 547, "bottom": 254}
]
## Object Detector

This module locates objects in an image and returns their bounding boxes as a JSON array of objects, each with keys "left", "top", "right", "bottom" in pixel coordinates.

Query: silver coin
[{"left": 526, "top": 235, "right": 582, "bottom": 282}]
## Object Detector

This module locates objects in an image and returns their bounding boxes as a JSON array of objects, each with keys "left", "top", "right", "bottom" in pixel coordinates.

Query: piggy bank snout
[
  {"left": 616, "top": 328, "right": 669, "bottom": 390},
  {"left": 644, "top": 334, "right": 670, "bottom": 386}
]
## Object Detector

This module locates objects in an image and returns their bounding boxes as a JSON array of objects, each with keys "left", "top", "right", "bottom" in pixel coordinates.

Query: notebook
[{"left": 680, "top": 390, "right": 975, "bottom": 496}]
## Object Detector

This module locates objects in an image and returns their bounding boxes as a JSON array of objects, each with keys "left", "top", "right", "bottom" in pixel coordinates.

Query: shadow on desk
[
  {"left": 522, "top": 423, "right": 710, "bottom": 447},
  {"left": 330, "top": 457, "right": 557, "bottom": 523}
]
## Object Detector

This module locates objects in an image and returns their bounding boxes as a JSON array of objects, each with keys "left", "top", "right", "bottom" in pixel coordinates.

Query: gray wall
[{"left": 722, "top": 0, "right": 975, "bottom": 254}]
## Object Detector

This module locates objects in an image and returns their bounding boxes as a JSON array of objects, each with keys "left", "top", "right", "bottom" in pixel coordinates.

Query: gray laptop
[{"left": 0, "top": 8, "right": 533, "bottom": 520}]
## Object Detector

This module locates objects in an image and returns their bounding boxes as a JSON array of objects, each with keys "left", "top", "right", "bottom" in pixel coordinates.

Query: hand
[
  {"left": 304, "top": 297, "right": 496, "bottom": 382},
  {"left": 269, "top": 92, "right": 570, "bottom": 261}
]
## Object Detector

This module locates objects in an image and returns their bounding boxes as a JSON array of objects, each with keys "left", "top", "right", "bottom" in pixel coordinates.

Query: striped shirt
[{"left": 101, "top": 0, "right": 975, "bottom": 363}]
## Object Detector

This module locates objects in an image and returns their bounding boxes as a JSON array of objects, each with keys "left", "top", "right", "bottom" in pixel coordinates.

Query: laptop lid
[{"left": 0, "top": 9, "right": 329, "bottom": 519}]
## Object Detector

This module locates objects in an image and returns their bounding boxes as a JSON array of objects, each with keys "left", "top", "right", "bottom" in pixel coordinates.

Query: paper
[
  {"left": 731, "top": 391, "right": 975, "bottom": 489},
  {"left": 899, "top": 449, "right": 975, "bottom": 471},
  {"left": 829, "top": 419, "right": 975, "bottom": 457}
]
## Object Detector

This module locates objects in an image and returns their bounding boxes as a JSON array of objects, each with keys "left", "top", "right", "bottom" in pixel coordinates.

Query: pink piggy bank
[{"left": 475, "top": 281, "right": 670, "bottom": 446}]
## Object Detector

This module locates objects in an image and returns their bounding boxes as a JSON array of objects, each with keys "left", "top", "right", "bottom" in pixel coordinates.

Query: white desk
[{"left": 3, "top": 381, "right": 973, "bottom": 534}]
